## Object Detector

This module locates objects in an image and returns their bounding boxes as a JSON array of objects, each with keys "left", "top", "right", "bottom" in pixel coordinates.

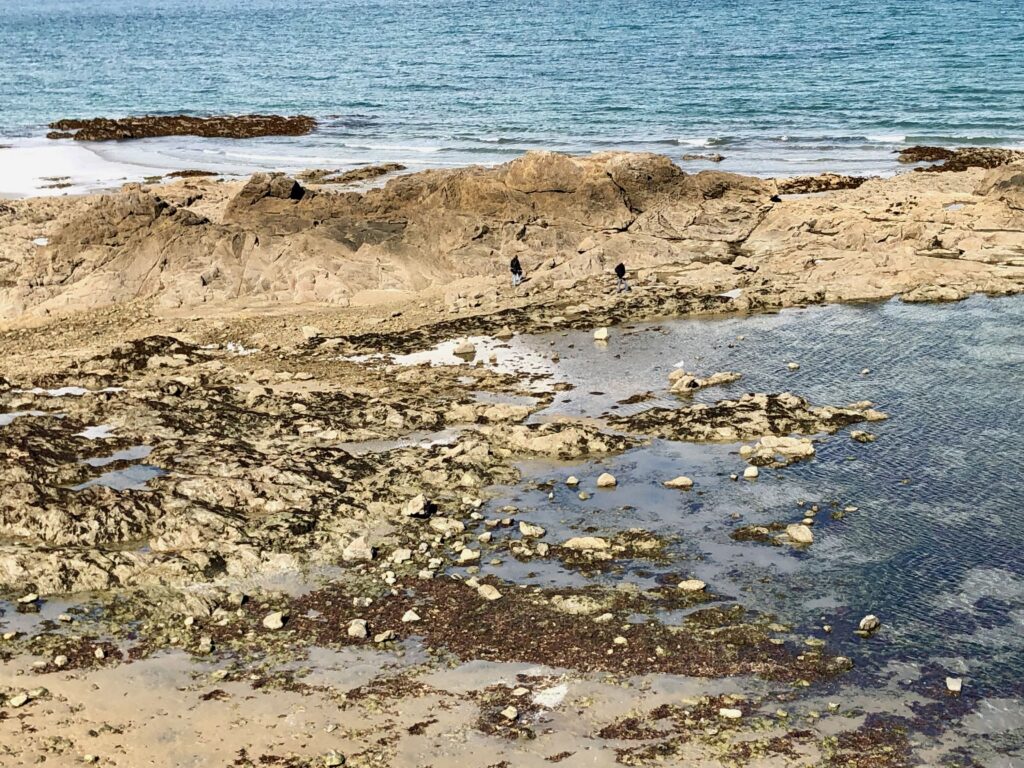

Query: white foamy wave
[{"left": 866, "top": 134, "right": 907, "bottom": 143}]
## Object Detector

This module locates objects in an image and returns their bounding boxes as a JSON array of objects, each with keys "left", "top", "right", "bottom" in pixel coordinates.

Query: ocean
[{"left": 2, "top": 0, "right": 1024, "bottom": 194}]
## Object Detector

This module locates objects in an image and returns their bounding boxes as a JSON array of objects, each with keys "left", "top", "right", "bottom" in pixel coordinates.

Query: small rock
[
  {"left": 743, "top": 465, "right": 759, "bottom": 480},
  {"left": 787, "top": 362, "right": 800, "bottom": 370},
  {"left": 347, "top": 619, "right": 368, "bottom": 639},
  {"left": 453, "top": 340, "right": 476, "bottom": 357},
  {"left": 322, "top": 750, "right": 345, "bottom": 767},
  {"left": 495, "top": 326, "right": 515, "bottom": 340},
  {"left": 402, "top": 609, "right": 421, "bottom": 623},
  {"left": 477, "top": 584, "right": 503, "bottom": 601},
  {"left": 429, "top": 517, "right": 465, "bottom": 536},
  {"left": 93, "top": 647, "right": 105, "bottom": 660},
  {"left": 850, "top": 430, "right": 876, "bottom": 443},
  {"left": 17, "top": 593, "right": 38, "bottom": 604},
  {"left": 501, "top": 705, "right": 519, "bottom": 721},
  {"left": 342, "top": 536, "right": 375, "bottom": 562},
  {"left": 858, "top": 614, "right": 881, "bottom": 633},
  {"left": 677, "top": 579, "right": 707, "bottom": 593},
  {"left": 596, "top": 472, "right": 617, "bottom": 488},
  {"left": 562, "top": 536, "right": 610, "bottom": 551},
  {"left": 58, "top": 613, "right": 72, "bottom": 623},
  {"left": 577, "top": 491, "right": 590, "bottom": 500},
  {"left": 566, "top": 476, "right": 579, "bottom": 486},
  {"left": 403, "top": 494, "right": 433, "bottom": 518},
  {"left": 519, "top": 521, "right": 546, "bottom": 538},
  {"left": 593, "top": 327, "right": 609, "bottom": 341},
  {"left": 262, "top": 611, "right": 286, "bottom": 630},
  {"left": 786, "top": 524, "right": 814, "bottom": 545},
  {"left": 861, "top": 368, "right": 871, "bottom": 375},
  {"left": 8, "top": 692, "right": 29, "bottom": 708},
  {"left": 391, "top": 548, "right": 413, "bottom": 564},
  {"left": 946, "top": 676, "right": 963, "bottom": 694},
  {"left": 374, "top": 630, "right": 396, "bottom": 642},
  {"left": 458, "top": 548, "right": 480, "bottom": 564},
  {"left": 301, "top": 325, "right": 321, "bottom": 340},
  {"left": 663, "top": 476, "right": 694, "bottom": 489},
  {"left": 719, "top": 708, "right": 743, "bottom": 719},
  {"left": 53, "top": 655, "right": 68, "bottom": 668}
]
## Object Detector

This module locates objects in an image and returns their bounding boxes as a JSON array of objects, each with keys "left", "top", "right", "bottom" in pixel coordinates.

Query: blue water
[{"left": 2, "top": 0, "right": 1024, "bottom": 178}]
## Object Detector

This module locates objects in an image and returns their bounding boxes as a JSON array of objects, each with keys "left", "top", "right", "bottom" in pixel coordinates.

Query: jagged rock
[
  {"left": 562, "top": 536, "right": 610, "bottom": 551},
  {"left": 262, "top": 611, "right": 286, "bottom": 630},
  {"left": 663, "top": 476, "right": 694, "bottom": 489},
  {"left": 342, "top": 536, "right": 375, "bottom": 562},
  {"left": 47, "top": 114, "right": 317, "bottom": 141}
]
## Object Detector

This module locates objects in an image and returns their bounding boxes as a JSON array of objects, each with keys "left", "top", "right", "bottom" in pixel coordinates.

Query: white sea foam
[{"left": 866, "top": 133, "right": 907, "bottom": 143}]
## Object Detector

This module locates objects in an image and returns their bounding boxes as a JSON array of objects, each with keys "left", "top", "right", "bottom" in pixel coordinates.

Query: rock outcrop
[
  {"left": 47, "top": 114, "right": 317, "bottom": 141},
  {"left": 2, "top": 149, "right": 1024, "bottom": 324}
]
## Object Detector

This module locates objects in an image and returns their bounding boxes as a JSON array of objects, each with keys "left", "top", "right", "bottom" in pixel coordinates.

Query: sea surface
[{"left": 2, "top": 0, "right": 1024, "bottom": 193}]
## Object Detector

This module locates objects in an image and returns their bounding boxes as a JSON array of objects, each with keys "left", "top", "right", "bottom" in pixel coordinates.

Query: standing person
[
  {"left": 614, "top": 262, "right": 630, "bottom": 292},
  {"left": 510, "top": 255, "right": 524, "bottom": 286}
]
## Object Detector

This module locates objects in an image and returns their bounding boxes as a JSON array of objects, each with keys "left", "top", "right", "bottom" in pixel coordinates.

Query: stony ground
[{"left": 2, "top": 151, "right": 1015, "bottom": 766}]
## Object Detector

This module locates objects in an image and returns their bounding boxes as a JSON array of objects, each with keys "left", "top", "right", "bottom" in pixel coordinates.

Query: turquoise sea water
[{"left": 2, "top": 0, "right": 1024, "bottom": 178}]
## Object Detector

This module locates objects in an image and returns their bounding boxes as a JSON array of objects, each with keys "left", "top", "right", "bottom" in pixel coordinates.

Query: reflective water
[{"left": 474, "top": 296, "right": 1024, "bottom": 710}]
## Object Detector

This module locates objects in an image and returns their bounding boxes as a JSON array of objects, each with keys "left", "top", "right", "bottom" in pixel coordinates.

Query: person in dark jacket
[
  {"left": 510, "top": 255, "right": 524, "bottom": 286},
  {"left": 614, "top": 261, "right": 630, "bottom": 292}
]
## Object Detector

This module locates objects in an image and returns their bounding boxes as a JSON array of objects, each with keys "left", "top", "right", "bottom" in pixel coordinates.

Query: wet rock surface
[{"left": 47, "top": 114, "right": 317, "bottom": 141}]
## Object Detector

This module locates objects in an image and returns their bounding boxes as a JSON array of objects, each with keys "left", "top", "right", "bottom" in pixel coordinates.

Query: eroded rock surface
[{"left": 47, "top": 114, "right": 317, "bottom": 141}]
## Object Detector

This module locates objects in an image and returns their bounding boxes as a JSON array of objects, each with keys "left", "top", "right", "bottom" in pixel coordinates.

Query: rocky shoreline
[{"left": 1, "top": 149, "right": 1022, "bottom": 766}]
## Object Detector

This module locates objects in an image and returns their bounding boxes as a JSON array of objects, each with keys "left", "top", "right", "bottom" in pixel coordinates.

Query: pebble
[
  {"left": 663, "top": 476, "right": 694, "bottom": 489},
  {"left": 743, "top": 465, "right": 759, "bottom": 480},
  {"left": 342, "top": 536, "right": 375, "bottom": 562},
  {"left": 402, "top": 609, "right": 421, "bottom": 623},
  {"left": 787, "top": 361, "right": 800, "bottom": 370},
  {"left": 566, "top": 476, "right": 579, "bottom": 486},
  {"left": 578, "top": 491, "right": 590, "bottom": 500},
  {"left": 453, "top": 340, "right": 476, "bottom": 357},
  {"left": 17, "top": 593, "right": 38, "bottom": 604},
  {"left": 593, "top": 327, "right": 609, "bottom": 341},
  {"left": 403, "top": 494, "right": 431, "bottom": 518},
  {"left": 458, "top": 548, "right": 480, "bottom": 564},
  {"left": 861, "top": 368, "right": 871, "bottom": 375},
  {"left": 858, "top": 614, "right": 881, "bottom": 633},
  {"left": 262, "top": 611, "right": 286, "bottom": 630},
  {"left": 58, "top": 614, "right": 72, "bottom": 623},
  {"left": 518, "top": 521, "right": 546, "bottom": 538},
  {"left": 718, "top": 708, "right": 743, "bottom": 719},
  {"left": 501, "top": 705, "right": 519, "bottom": 720},
  {"left": 391, "top": 548, "right": 413, "bottom": 564},
  {"left": 374, "top": 630, "right": 396, "bottom": 642},
  {"left": 946, "top": 676, "right": 963, "bottom": 693},
  {"left": 677, "top": 579, "right": 707, "bottom": 593},
  {"left": 93, "top": 647, "right": 105, "bottom": 660},
  {"left": 596, "top": 472, "right": 617, "bottom": 488},
  {"left": 477, "top": 584, "right": 503, "bottom": 601},
  {"left": 8, "top": 692, "right": 29, "bottom": 708},
  {"left": 322, "top": 750, "right": 345, "bottom": 767},
  {"left": 786, "top": 524, "right": 814, "bottom": 545},
  {"left": 53, "top": 655, "right": 68, "bottom": 668},
  {"left": 347, "top": 619, "right": 368, "bottom": 639}
]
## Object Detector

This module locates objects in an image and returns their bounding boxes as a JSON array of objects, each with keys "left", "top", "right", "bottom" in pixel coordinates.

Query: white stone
[
  {"left": 562, "top": 536, "right": 610, "bottom": 551},
  {"left": 859, "top": 614, "right": 881, "bottom": 633},
  {"left": 677, "top": 579, "right": 707, "bottom": 593},
  {"left": 786, "top": 524, "right": 814, "bottom": 544},
  {"left": 663, "top": 476, "right": 694, "bottom": 489},
  {"left": 501, "top": 705, "right": 519, "bottom": 720},
  {"left": 743, "top": 465, "right": 759, "bottom": 479},
  {"left": 8, "top": 693, "right": 29, "bottom": 708},
  {"left": 458, "top": 548, "right": 480, "bottom": 563},
  {"left": 593, "top": 327, "right": 609, "bottom": 341},
  {"left": 300, "top": 325, "right": 321, "bottom": 340},
  {"left": 262, "top": 611, "right": 286, "bottom": 630},
  {"left": 566, "top": 476, "right": 579, "bottom": 486},
  {"left": 401, "top": 609, "right": 421, "bottom": 623},
  {"left": 391, "top": 548, "right": 413, "bottom": 564},
  {"left": 719, "top": 707, "right": 743, "bottom": 719},
  {"left": 403, "top": 494, "right": 431, "bottom": 517},
  {"left": 347, "top": 619, "right": 368, "bottom": 639},
  {"left": 477, "top": 584, "right": 503, "bottom": 601},
  {"left": 429, "top": 517, "right": 465, "bottom": 536},
  {"left": 453, "top": 340, "right": 476, "bottom": 357},
  {"left": 597, "top": 472, "right": 617, "bottom": 488},
  {"left": 17, "top": 593, "right": 38, "bottom": 604},
  {"left": 519, "top": 521, "right": 546, "bottom": 538},
  {"left": 787, "top": 361, "right": 800, "bottom": 370},
  {"left": 342, "top": 536, "right": 375, "bottom": 562},
  {"left": 946, "top": 676, "right": 963, "bottom": 693}
]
